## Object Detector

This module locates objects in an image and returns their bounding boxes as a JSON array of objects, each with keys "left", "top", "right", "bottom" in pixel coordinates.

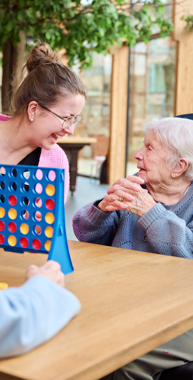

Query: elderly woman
[{"left": 73, "top": 117, "right": 193, "bottom": 379}]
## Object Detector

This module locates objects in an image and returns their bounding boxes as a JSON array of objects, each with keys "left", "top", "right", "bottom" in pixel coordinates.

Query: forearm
[
  {"left": 138, "top": 203, "right": 193, "bottom": 259},
  {"left": 73, "top": 201, "right": 121, "bottom": 246},
  {"left": 0, "top": 276, "right": 80, "bottom": 358}
]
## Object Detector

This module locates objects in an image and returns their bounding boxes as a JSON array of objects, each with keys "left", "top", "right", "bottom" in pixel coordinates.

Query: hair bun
[{"left": 26, "top": 42, "right": 62, "bottom": 73}]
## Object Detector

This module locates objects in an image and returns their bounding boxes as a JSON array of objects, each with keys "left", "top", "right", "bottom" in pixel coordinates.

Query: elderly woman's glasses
[{"left": 38, "top": 103, "right": 82, "bottom": 130}]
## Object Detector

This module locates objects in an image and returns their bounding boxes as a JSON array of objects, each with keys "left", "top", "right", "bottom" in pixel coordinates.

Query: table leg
[{"left": 69, "top": 149, "right": 79, "bottom": 195}]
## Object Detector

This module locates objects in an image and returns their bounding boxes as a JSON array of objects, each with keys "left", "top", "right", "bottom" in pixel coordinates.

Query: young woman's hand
[{"left": 26, "top": 260, "right": 65, "bottom": 288}]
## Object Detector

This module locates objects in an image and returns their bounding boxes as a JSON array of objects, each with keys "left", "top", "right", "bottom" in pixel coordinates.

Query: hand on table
[
  {"left": 26, "top": 261, "right": 65, "bottom": 288},
  {"left": 98, "top": 175, "right": 156, "bottom": 217}
]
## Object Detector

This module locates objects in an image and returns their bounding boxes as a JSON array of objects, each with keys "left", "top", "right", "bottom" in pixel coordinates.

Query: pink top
[{"left": 0, "top": 114, "right": 69, "bottom": 202}]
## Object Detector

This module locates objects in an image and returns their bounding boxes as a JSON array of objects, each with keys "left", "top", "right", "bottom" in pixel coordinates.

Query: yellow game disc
[
  {"left": 0, "top": 282, "right": 8, "bottom": 290},
  {"left": 8, "top": 208, "right": 17, "bottom": 220},
  {"left": 45, "top": 212, "right": 55, "bottom": 224},
  {"left": 0, "top": 207, "right": 5, "bottom": 218},
  {"left": 45, "top": 184, "right": 55, "bottom": 196},
  {"left": 44, "top": 226, "right": 53, "bottom": 238},
  {"left": 20, "top": 223, "right": 29, "bottom": 235},
  {"left": 44, "top": 240, "right": 51, "bottom": 251},
  {"left": 8, "top": 235, "right": 17, "bottom": 246}
]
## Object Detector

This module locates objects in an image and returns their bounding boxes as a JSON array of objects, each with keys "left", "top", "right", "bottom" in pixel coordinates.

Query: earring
[{"left": 30, "top": 118, "right": 34, "bottom": 122}]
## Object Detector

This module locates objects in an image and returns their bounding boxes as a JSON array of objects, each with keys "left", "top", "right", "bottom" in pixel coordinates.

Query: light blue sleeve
[{"left": 0, "top": 275, "right": 81, "bottom": 358}]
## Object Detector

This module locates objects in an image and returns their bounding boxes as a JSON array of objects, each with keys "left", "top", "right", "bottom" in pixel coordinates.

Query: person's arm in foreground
[{"left": 0, "top": 261, "right": 80, "bottom": 358}]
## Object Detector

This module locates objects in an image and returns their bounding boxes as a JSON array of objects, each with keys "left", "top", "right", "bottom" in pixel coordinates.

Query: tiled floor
[{"left": 65, "top": 176, "right": 109, "bottom": 240}]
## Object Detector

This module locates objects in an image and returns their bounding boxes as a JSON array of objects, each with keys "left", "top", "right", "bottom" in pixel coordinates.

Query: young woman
[
  {"left": 0, "top": 42, "right": 87, "bottom": 202},
  {"left": 0, "top": 42, "right": 86, "bottom": 358}
]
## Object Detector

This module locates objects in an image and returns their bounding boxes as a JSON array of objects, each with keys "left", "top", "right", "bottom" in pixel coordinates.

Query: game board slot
[
  {"left": 0, "top": 167, "right": 6, "bottom": 176},
  {"left": 10, "top": 168, "right": 17, "bottom": 178},
  {"left": 0, "top": 181, "right": 5, "bottom": 189},
  {"left": 21, "top": 196, "right": 30, "bottom": 206},
  {"left": 47, "top": 170, "right": 56, "bottom": 182},
  {"left": 35, "top": 169, "right": 43, "bottom": 180},
  {"left": 22, "top": 169, "right": 30, "bottom": 180},
  {"left": 21, "top": 182, "right": 29, "bottom": 192},
  {"left": 0, "top": 195, "right": 5, "bottom": 203},
  {"left": 9, "top": 182, "right": 17, "bottom": 191},
  {"left": 34, "top": 197, "right": 42, "bottom": 208},
  {"left": 34, "top": 183, "right": 43, "bottom": 194},
  {"left": 21, "top": 210, "right": 30, "bottom": 220},
  {"left": 34, "top": 211, "right": 42, "bottom": 222},
  {"left": 34, "top": 225, "right": 41, "bottom": 235}
]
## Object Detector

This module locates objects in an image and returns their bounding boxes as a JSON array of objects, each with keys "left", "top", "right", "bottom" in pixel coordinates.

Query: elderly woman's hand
[
  {"left": 98, "top": 175, "right": 147, "bottom": 213},
  {"left": 98, "top": 175, "right": 156, "bottom": 216},
  {"left": 126, "top": 187, "right": 156, "bottom": 217}
]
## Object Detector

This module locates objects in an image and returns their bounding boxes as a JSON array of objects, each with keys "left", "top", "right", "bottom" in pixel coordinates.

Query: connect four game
[{"left": 0, "top": 164, "right": 73, "bottom": 274}]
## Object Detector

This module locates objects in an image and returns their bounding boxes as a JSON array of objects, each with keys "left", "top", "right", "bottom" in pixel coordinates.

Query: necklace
[{"left": 167, "top": 183, "right": 191, "bottom": 212}]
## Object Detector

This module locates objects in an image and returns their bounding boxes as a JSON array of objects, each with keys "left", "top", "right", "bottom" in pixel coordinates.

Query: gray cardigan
[{"left": 73, "top": 182, "right": 193, "bottom": 259}]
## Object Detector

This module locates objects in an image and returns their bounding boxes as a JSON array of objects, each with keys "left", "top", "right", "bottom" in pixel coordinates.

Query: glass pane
[
  {"left": 74, "top": 53, "right": 112, "bottom": 177},
  {"left": 127, "top": 36, "right": 176, "bottom": 176}
]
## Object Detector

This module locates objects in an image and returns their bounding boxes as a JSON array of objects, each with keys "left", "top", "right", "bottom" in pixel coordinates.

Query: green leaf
[{"left": 6, "top": 21, "right": 14, "bottom": 32}]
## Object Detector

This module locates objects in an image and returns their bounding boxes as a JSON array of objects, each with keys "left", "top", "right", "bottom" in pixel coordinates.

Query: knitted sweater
[
  {"left": 0, "top": 114, "right": 69, "bottom": 202},
  {"left": 73, "top": 181, "right": 193, "bottom": 259}
]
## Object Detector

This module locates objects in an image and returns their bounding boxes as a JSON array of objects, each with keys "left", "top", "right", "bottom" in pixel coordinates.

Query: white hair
[{"left": 143, "top": 117, "right": 193, "bottom": 180}]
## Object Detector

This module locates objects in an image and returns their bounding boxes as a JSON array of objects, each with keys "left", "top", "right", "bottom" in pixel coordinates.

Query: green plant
[
  {"left": 0, "top": 0, "right": 174, "bottom": 111},
  {"left": 0, "top": 0, "right": 173, "bottom": 69},
  {"left": 181, "top": 15, "right": 193, "bottom": 31}
]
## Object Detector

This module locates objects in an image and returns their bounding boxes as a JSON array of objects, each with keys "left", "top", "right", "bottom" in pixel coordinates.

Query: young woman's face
[{"left": 30, "top": 93, "right": 85, "bottom": 150}]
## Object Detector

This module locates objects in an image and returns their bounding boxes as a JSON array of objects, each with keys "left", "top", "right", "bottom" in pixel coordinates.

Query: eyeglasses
[{"left": 38, "top": 103, "right": 82, "bottom": 130}]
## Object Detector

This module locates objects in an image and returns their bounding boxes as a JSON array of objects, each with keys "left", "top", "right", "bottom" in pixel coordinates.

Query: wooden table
[
  {"left": 57, "top": 137, "right": 96, "bottom": 195},
  {"left": 1, "top": 241, "right": 193, "bottom": 380}
]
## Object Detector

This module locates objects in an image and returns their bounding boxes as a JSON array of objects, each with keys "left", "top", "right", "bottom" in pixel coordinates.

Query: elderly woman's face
[{"left": 134, "top": 130, "right": 171, "bottom": 185}]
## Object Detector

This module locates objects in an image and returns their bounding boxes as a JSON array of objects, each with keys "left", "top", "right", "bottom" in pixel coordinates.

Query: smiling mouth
[{"left": 51, "top": 133, "right": 62, "bottom": 140}]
